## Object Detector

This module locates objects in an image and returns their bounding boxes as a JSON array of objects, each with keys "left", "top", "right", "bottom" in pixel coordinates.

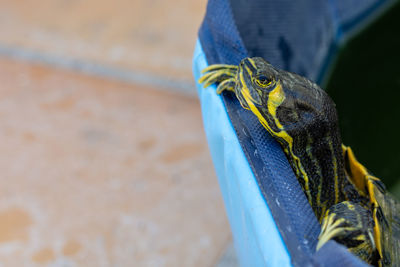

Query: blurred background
[
  {"left": 0, "top": 1, "right": 236, "bottom": 266},
  {"left": 0, "top": 0, "right": 399, "bottom": 266},
  {"left": 326, "top": 2, "right": 400, "bottom": 197}
]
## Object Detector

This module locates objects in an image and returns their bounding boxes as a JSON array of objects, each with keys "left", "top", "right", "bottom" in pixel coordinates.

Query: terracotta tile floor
[
  {"left": 0, "top": 59, "right": 230, "bottom": 266},
  {"left": 0, "top": 0, "right": 207, "bottom": 93},
  {"left": 0, "top": 0, "right": 233, "bottom": 266}
]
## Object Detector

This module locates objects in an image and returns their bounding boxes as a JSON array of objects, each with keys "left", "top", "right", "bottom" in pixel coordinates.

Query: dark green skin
[{"left": 236, "top": 57, "right": 369, "bottom": 220}]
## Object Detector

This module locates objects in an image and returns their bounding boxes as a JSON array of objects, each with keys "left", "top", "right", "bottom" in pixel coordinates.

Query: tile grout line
[{"left": 0, "top": 44, "right": 197, "bottom": 97}]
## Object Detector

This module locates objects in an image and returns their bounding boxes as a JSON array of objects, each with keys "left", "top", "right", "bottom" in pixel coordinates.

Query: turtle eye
[{"left": 255, "top": 74, "right": 272, "bottom": 88}]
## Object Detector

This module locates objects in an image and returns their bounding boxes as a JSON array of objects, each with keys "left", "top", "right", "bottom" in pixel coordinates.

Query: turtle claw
[
  {"left": 199, "top": 64, "right": 238, "bottom": 90},
  {"left": 318, "top": 201, "right": 377, "bottom": 264},
  {"left": 198, "top": 71, "right": 223, "bottom": 88},
  {"left": 216, "top": 78, "right": 236, "bottom": 94},
  {"left": 369, "top": 176, "right": 386, "bottom": 194},
  {"left": 201, "top": 64, "right": 238, "bottom": 74}
]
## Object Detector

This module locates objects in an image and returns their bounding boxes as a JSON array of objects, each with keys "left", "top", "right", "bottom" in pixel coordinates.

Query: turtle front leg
[
  {"left": 317, "top": 201, "right": 378, "bottom": 264},
  {"left": 198, "top": 64, "right": 238, "bottom": 94}
]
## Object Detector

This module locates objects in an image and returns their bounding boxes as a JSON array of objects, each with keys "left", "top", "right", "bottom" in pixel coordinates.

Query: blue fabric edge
[{"left": 192, "top": 40, "right": 292, "bottom": 267}]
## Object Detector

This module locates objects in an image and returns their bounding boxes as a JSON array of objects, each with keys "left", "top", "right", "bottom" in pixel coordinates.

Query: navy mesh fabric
[
  {"left": 230, "top": 0, "right": 335, "bottom": 81},
  {"left": 315, "top": 241, "right": 373, "bottom": 266},
  {"left": 198, "top": 0, "right": 394, "bottom": 266}
]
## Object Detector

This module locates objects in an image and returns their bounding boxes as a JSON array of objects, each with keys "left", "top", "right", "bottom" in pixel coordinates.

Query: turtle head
[{"left": 235, "top": 57, "right": 284, "bottom": 110}]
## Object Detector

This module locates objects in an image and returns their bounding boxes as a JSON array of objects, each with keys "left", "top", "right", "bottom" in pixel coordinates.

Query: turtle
[{"left": 198, "top": 57, "right": 400, "bottom": 266}]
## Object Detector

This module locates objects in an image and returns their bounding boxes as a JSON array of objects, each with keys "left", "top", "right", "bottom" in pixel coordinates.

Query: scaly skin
[{"left": 198, "top": 57, "right": 399, "bottom": 265}]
